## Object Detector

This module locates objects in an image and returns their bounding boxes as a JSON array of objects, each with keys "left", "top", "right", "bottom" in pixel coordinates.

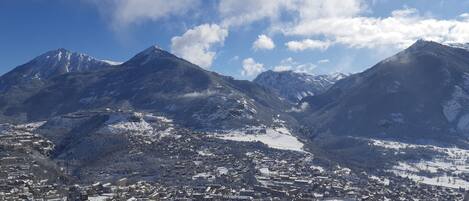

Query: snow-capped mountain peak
[
  {"left": 21, "top": 48, "right": 114, "bottom": 79},
  {"left": 254, "top": 70, "right": 347, "bottom": 103},
  {"left": 125, "top": 45, "right": 177, "bottom": 66}
]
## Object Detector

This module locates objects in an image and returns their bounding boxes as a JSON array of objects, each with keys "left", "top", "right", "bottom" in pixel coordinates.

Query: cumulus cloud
[
  {"left": 253, "top": 35, "right": 276, "bottom": 50},
  {"left": 171, "top": 24, "right": 228, "bottom": 69},
  {"left": 284, "top": 7, "right": 469, "bottom": 49},
  {"left": 241, "top": 58, "right": 265, "bottom": 77},
  {"left": 218, "top": 0, "right": 469, "bottom": 50},
  {"left": 273, "top": 57, "right": 316, "bottom": 74},
  {"left": 87, "top": 0, "right": 200, "bottom": 29},
  {"left": 286, "top": 39, "right": 331, "bottom": 51},
  {"left": 88, "top": 0, "right": 469, "bottom": 56}
]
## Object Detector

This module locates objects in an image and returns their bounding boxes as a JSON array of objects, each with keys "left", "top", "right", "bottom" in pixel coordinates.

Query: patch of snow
[
  {"left": 391, "top": 162, "right": 469, "bottom": 189},
  {"left": 180, "top": 89, "right": 216, "bottom": 98},
  {"left": 259, "top": 167, "right": 271, "bottom": 176},
  {"left": 443, "top": 86, "right": 469, "bottom": 122},
  {"left": 216, "top": 167, "right": 229, "bottom": 175},
  {"left": 214, "top": 126, "right": 305, "bottom": 152},
  {"left": 197, "top": 149, "right": 214, "bottom": 156},
  {"left": 13, "top": 121, "right": 46, "bottom": 132},
  {"left": 369, "top": 175, "right": 390, "bottom": 186},
  {"left": 457, "top": 114, "right": 469, "bottom": 133},
  {"left": 88, "top": 195, "right": 113, "bottom": 201},
  {"left": 368, "top": 138, "right": 469, "bottom": 189},
  {"left": 99, "top": 112, "right": 176, "bottom": 143},
  {"left": 100, "top": 59, "right": 123, "bottom": 66},
  {"left": 288, "top": 102, "right": 309, "bottom": 112}
]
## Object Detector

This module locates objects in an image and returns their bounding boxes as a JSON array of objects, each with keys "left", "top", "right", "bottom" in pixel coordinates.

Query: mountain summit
[
  {"left": 0, "top": 48, "right": 117, "bottom": 93},
  {"left": 254, "top": 70, "right": 346, "bottom": 103},
  {"left": 11, "top": 48, "right": 114, "bottom": 79}
]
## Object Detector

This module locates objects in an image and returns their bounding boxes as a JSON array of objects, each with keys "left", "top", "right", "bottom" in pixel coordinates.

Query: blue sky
[{"left": 1, "top": 0, "right": 469, "bottom": 80}]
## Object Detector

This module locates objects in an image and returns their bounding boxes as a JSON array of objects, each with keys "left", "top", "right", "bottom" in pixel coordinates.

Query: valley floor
[{"left": 0, "top": 118, "right": 468, "bottom": 200}]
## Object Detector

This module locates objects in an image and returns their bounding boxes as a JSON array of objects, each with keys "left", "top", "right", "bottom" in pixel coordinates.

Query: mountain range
[
  {"left": 0, "top": 46, "right": 294, "bottom": 130},
  {"left": 1, "top": 40, "right": 469, "bottom": 195}
]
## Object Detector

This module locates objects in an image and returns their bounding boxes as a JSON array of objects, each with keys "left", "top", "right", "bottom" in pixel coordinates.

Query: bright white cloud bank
[
  {"left": 171, "top": 24, "right": 228, "bottom": 68},
  {"left": 90, "top": 0, "right": 469, "bottom": 51},
  {"left": 253, "top": 35, "right": 275, "bottom": 50},
  {"left": 241, "top": 58, "right": 265, "bottom": 77},
  {"left": 285, "top": 8, "right": 469, "bottom": 49},
  {"left": 219, "top": 0, "right": 469, "bottom": 50}
]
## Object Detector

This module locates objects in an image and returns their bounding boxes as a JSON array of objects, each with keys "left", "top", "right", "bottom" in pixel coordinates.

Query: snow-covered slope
[
  {"left": 368, "top": 138, "right": 469, "bottom": 189},
  {"left": 13, "top": 48, "right": 115, "bottom": 80},
  {"left": 254, "top": 70, "right": 346, "bottom": 103}
]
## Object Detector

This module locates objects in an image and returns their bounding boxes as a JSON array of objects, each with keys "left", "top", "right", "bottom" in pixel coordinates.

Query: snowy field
[
  {"left": 214, "top": 126, "right": 305, "bottom": 152},
  {"left": 368, "top": 138, "right": 469, "bottom": 189},
  {"left": 99, "top": 112, "right": 178, "bottom": 144}
]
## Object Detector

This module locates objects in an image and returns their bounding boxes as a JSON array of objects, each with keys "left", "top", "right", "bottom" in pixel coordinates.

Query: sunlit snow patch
[
  {"left": 99, "top": 112, "right": 177, "bottom": 143},
  {"left": 214, "top": 126, "right": 305, "bottom": 152},
  {"left": 368, "top": 138, "right": 469, "bottom": 189}
]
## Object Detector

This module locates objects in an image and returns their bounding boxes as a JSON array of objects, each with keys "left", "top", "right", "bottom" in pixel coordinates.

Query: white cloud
[
  {"left": 87, "top": 0, "right": 200, "bottom": 29},
  {"left": 273, "top": 57, "right": 316, "bottom": 74},
  {"left": 286, "top": 39, "right": 331, "bottom": 51},
  {"left": 284, "top": 8, "right": 469, "bottom": 49},
  {"left": 218, "top": 0, "right": 365, "bottom": 28},
  {"left": 171, "top": 24, "right": 228, "bottom": 69},
  {"left": 461, "top": 13, "right": 469, "bottom": 20},
  {"left": 241, "top": 58, "right": 265, "bottom": 77},
  {"left": 218, "top": 0, "right": 469, "bottom": 50},
  {"left": 252, "top": 35, "right": 275, "bottom": 50},
  {"left": 317, "top": 59, "right": 330, "bottom": 64},
  {"left": 218, "top": 0, "right": 286, "bottom": 27}
]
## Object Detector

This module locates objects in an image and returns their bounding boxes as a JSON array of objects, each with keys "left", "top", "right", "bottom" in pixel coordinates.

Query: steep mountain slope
[
  {"left": 0, "top": 46, "right": 294, "bottom": 129},
  {"left": 300, "top": 40, "right": 469, "bottom": 145},
  {"left": 254, "top": 70, "right": 346, "bottom": 103}
]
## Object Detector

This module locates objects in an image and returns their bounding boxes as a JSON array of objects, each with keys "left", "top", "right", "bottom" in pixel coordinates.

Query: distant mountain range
[
  {"left": 2, "top": 40, "right": 469, "bottom": 146},
  {"left": 254, "top": 70, "right": 347, "bottom": 103}
]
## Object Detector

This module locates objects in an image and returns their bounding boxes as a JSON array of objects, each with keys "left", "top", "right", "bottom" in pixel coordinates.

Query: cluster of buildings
[{"left": 0, "top": 122, "right": 468, "bottom": 200}]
